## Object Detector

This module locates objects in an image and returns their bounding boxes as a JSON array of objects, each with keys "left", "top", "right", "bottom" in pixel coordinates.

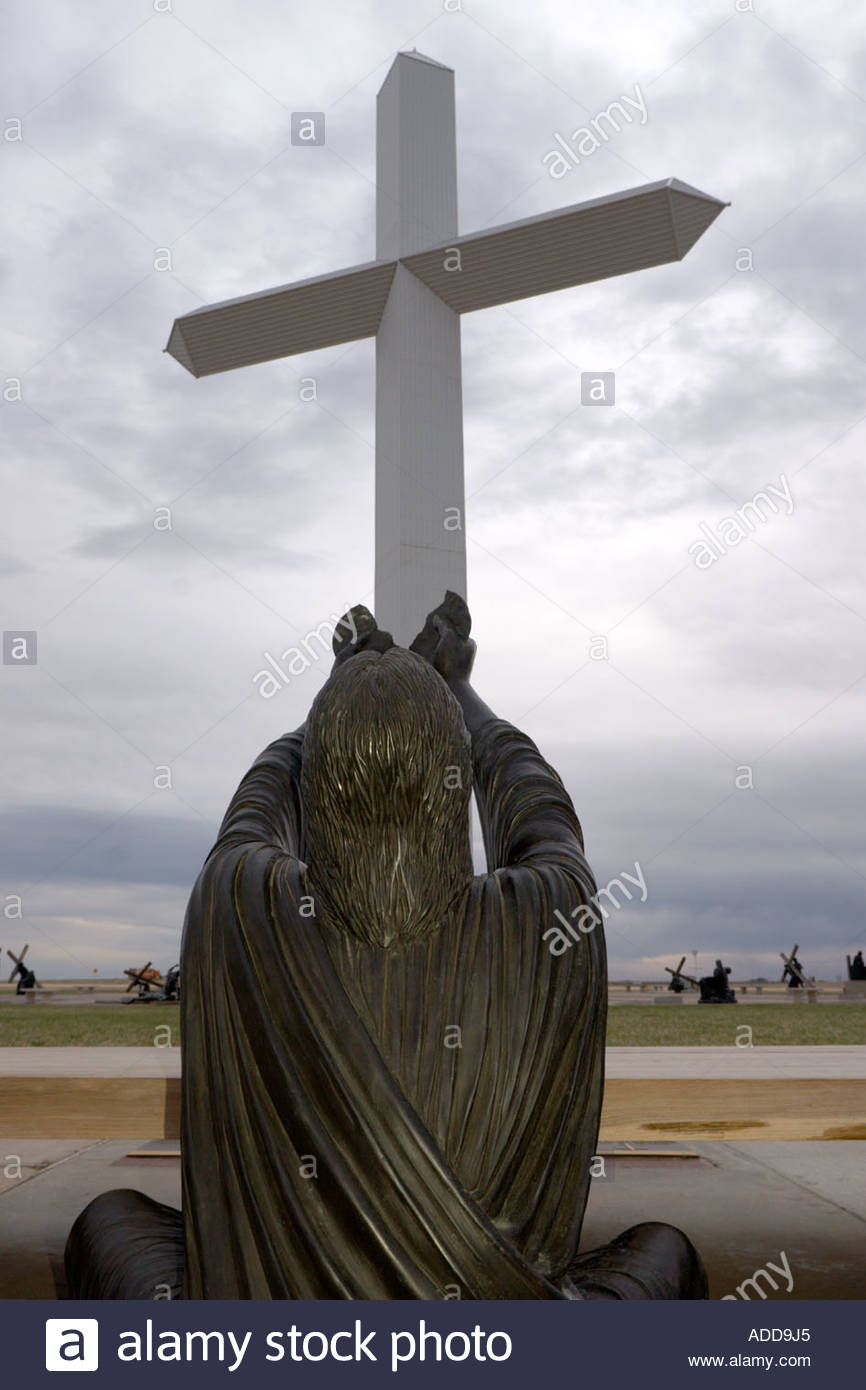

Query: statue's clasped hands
[{"left": 331, "top": 591, "right": 475, "bottom": 688}]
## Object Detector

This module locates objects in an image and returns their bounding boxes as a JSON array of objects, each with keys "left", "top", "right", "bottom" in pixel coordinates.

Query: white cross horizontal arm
[
  {"left": 164, "top": 178, "right": 725, "bottom": 380},
  {"left": 403, "top": 178, "right": 727, "bottom": 314},
  {"left": 165, "top": 259, "right": 397, "bottom": 378}
]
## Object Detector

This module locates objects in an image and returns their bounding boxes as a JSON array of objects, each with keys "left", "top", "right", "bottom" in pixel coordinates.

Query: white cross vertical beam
[{"left": 375, "top": 54, "right": 466, "bottom": 643}]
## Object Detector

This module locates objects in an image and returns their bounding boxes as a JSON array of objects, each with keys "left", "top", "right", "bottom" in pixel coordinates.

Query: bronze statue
[
  {"left": 66, "top": 596, "right": 705, "bottom": 1300},
  {"left": 6, "top": 944, "right": 38, "bottom": 995},
  {"left": 698, "top": 959, "right": 737, "bottom": 1004}
]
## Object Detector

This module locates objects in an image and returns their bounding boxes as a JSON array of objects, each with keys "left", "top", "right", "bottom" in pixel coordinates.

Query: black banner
[{"left": 5, "top": 1298, "right": 855, "bottom": 1385}]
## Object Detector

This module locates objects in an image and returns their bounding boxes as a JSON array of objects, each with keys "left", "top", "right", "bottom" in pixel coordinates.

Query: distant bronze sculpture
[
  {"left": 665, "top": 956, "right": 697, "bottom": 993},
  {"left": 848, "top": 951, "right": 866, "bottom": 981},
  {"left": 121, "top": 962, "right": 180, "bottom": 1005},
  {"left": 780, "top": 944, "right": 807, "bottom": 989},
  {"left": 66, "top": 595, "right": 706, "bottom": 1301},
  {"left": 6, "top": 944, "right": 38, "bottom": 995},
  {"left": 121, "top": 960, "right": 179, "bottom": 1003},
  {"left": 698, "top": 959, "right": 736, "bottom": 1004}
]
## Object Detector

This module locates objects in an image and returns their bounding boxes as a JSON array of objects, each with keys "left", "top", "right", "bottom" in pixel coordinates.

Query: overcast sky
[{"left": 2, "top": 0, "right": 864, "bottom": 984}]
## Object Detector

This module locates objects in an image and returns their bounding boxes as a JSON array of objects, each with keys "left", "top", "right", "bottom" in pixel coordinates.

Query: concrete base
[
  {"left": 3, "top": 1048, "right": 863, "bottom": 1143},
  {"left": 653, "top": 994, "right": 683, "bottom": 1005},
  {"left": 1, "top": 1138, "right": 863, "bottom": 1300},
  {"left": 0, "top": 1140, "right": 181, "bottom": 1299},
  {"left": 581, "top": 1141, "right": 866, "bottom": 1300},
  {"left": 842, "top": 981, "right": 866, "bottom": 999}
]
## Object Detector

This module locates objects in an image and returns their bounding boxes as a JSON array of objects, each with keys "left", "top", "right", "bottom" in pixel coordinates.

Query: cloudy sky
[{"left": 2, "top": 0, "right": 864, "bottom": 984}]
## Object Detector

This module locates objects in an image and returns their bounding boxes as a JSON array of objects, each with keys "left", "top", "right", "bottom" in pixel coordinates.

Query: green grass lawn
[
  {"left": 0, "top": 1002, "right": 863, "bottom": 1047},
  {"left": 0, "top": 1005, "right": 180, "bottom": 1047},
  {"left": 607, "top": 1003, "right": 866, "bottom": 1047}
]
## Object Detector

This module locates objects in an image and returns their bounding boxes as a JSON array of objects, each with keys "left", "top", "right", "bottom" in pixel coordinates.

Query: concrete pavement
[
  {"left": 1, "top": 1136, "right": 863, "bottom": 1300},
  {"left": 1, "top": 1045, "right": 863, "bottom": 1299},
  {"left": 3, "top": 1044, "right": 863, "bottom": 1079}
]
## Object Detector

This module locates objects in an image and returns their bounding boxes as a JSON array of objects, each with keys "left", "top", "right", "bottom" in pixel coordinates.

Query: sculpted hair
[{"left": 301, "top": 648, "right": 474, "bottom": 947}]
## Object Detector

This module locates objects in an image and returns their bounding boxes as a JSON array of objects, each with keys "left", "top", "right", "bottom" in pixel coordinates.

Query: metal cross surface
[{"left": 166, "top": 51, "right": 726, "bottom": 644}]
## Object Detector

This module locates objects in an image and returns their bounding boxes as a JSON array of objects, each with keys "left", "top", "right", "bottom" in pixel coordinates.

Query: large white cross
[{"left": 166, "top": 51, "right": 726, "bottom": 645}]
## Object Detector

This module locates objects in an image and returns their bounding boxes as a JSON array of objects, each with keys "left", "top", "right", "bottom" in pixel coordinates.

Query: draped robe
[{"left": 181, "top": 715, "right": 606, "bottom": 1299}]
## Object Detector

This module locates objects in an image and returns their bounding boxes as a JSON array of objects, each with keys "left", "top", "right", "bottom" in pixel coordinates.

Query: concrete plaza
[{"left": 1, "top": 1044, "right": 863, "bottom": 1300}]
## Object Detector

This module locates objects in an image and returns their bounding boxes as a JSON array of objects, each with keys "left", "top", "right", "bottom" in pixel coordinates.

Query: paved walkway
[
  {"left": 605, "top": 1045, "right": 866, "bottom": 1078},
  {"left": 1, "top": 1137, "right": 863, "bottom": 1299},
  {"left": 0, "top": 1047, "right": 181, "bottom": 1077},
  {"left": 2, "top": 1045, "right": 864, "bottom": 1079}
]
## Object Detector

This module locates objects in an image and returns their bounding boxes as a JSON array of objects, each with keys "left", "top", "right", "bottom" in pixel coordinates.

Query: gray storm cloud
[{"left": 1, "top": 0, "right": 864, "bottom": 980}]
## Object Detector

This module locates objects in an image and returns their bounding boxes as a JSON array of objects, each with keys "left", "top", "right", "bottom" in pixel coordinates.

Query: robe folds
[{"left": 180, "top": 715, "right": 606, "bottom": 1300}]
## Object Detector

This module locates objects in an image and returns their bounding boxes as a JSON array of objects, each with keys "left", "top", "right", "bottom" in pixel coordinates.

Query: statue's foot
[
  {"left": 65, "top": 1188, "right": 184, "bottom": 1300},
  {"left": 562, "top": 1222, "right": 708, "bottom": 1300}
]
